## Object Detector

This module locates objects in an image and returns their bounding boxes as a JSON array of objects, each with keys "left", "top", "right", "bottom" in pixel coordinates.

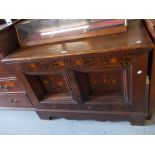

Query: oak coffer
[{"left": 2, "top": 20, "right": 154, "bottom": 125}]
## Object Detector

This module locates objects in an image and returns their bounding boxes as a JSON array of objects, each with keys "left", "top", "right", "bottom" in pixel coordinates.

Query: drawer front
[
  {"left": 0, "top": 78, "right": 25, "bottom": 93},
  {"left": 19, "top": 51, "right": 141, "bottom": 74},
  {"left": 20, "top": 60, "right": 65, "bottom": 74},
  {"left": 0, "top": 94, "right": 33, "bottom": 108}
]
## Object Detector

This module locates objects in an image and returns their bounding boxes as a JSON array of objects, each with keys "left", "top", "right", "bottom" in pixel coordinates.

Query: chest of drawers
[{"left": 0, "top": 21, "right": 33, "bottom": 109}]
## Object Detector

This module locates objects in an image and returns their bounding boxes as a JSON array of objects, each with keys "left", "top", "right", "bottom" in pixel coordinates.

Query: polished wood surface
[
  {"left": 3, "top": 20, "right": 153, "bottom": 63},
  {"left": 16, "top": 19, "right": 127, "bottom": 47}
]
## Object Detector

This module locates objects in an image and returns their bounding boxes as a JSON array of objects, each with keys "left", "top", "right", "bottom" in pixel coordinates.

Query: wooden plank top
[{"left": 2, "top": 20, "right": 154, "bottom": 64}]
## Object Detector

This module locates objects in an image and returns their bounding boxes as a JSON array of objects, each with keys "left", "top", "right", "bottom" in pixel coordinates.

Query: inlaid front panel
[
  {"left": 19, "top": 51, "right": 147, "bottom": 114},
  {"left": 40, "top": 75, "right": 69, "bottom": 94},
  {"left": 76, "top": 68, "right": 130, "bottom": 104},
  {"left": 26, "top": 72, "right": 75, "bottom": 105},
  {"left": 88, "top": 71, "right": 123, "bottom": 95}
]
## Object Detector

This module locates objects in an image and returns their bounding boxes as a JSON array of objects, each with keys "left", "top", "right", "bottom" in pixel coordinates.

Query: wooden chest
[{"left": 2, "top": 20, "right": 154, "bottom": 125}]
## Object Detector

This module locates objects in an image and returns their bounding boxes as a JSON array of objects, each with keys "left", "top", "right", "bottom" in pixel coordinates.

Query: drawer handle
[
  {"left": 137, "top": 70, "right": 142, "bottom": 75},
  {"left": 0, "top": 85, "right": 9, "bottom": 90},
  {"left": 9, "top": 99, "right": 19, "bottom": 105}
]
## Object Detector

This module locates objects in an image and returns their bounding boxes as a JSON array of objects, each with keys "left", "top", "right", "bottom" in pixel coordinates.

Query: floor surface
[{"left": 0, "top": 109, "right": 155, "bottom": 135}]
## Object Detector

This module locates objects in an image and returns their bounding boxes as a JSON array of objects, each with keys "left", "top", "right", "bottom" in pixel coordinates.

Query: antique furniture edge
[{"left": 143, "top": 19, "right": 155, "bottom": 119}]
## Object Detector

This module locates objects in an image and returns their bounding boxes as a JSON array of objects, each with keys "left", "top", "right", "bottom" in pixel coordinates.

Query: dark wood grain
[
  {"left": 0, "top": 94, "right": 33, "bottom": 108},
  {"left": 36, "top": 109, "right": 145, "bottom": 126},
  {"left": 2, "top": 20, "right": 153, "bottom": 64}
]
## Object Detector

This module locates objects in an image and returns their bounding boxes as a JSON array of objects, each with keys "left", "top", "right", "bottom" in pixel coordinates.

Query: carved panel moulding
[
  {"left": 69, "top": 54, "right": 136, "bottom": 68},
  {"left": 20, "top": 60, "right": 65, "bottom": 72}
]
